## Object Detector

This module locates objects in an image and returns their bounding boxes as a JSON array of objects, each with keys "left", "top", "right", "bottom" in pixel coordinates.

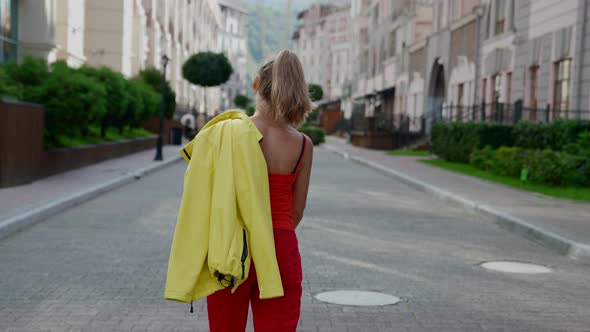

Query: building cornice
[{"left": 449, "top": 12, "right": 477, "bottom": 31}]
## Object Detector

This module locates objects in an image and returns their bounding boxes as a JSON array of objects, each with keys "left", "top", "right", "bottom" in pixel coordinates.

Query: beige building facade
[
  {"left": 293, "top": 4, "right": 351, "bottom": 100},
  {"left": 218, "top": 0, "right": 249, "bottom": 111}
]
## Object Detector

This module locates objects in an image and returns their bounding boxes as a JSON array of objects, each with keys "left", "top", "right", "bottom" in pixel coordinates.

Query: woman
[{"left": 207, "top": 49, "right": 314, "bottom": 331}]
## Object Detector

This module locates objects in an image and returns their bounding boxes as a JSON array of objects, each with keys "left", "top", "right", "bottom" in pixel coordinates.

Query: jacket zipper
[{"left": 241, "top": 229, "right": 248, "bottom": 280}]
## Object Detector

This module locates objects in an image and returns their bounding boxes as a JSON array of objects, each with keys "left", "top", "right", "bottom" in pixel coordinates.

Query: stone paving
[
  {"left": 0, "top": 145, "right": 183, "bottom": 223},
  {"left": 1, "top": 149, "right": 590, "bottom": 331},
  {"left": 324, "top": 136, "right": 590, "bottom": 248}
]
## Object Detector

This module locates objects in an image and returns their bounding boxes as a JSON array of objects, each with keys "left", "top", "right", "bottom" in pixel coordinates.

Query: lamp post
[{"left": 155, "top": 54, "right": 170, "bottom": 161}]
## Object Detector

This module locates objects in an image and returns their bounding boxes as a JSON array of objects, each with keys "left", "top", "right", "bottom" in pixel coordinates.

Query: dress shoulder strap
[{"left": 291, "top": 134, "right": 307, "bottom": 174}]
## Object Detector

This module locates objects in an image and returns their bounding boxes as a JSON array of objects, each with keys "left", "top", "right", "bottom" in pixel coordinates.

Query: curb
[
  {"left": 0, "top": 155, "right": 183, "bottom": 240},
  {"left": 323, "top": 144, "right": 590, "bottom": 263}
]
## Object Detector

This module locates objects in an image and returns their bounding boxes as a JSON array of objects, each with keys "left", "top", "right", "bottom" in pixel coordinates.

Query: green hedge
[
  {"left": 432, "top": 120, "right": 590, "bottom": 163},
  {"left": 298, "top": 125, "right": 325, "bottom": 145},
  {"left": 431, "top": 122, "right": 515, "bottom": 163},
  {"left": 470, "top": 132, "right": 590, "bottom": 186},
  {"left": 513, "top": 120, "right": 590, "bottom": 151},
  {"left": 471, "top": 147, "right": 590, "bottom": 186},
  {"left": 32, "top": 61, "right": 108, "bottom": 140},
  {"left": 1, "top": 56, "right": 163, "bottom": 146}
]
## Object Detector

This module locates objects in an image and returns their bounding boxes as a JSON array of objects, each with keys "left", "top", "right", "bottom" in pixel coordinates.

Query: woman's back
[
  {"left": 251, "top": 116, "right": 312, "bottom": 231},
  {"left": 251, "top": 117, "right": 304, "bottom": 175}
]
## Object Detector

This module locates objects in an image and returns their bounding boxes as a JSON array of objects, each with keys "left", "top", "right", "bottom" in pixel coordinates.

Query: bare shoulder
[
  {"left": 302, "top": 134, "right": 314, "bottom": 151},
  {"left": 301, "top": 134, "right": 314, "bottom": 161}
]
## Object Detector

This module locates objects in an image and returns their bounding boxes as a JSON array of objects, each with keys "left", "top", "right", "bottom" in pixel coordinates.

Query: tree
[
  {"left": 135, "top": 67, "right": 176, "bottom": 119},
  {"left": 182, "top": 52, "right": 233, "bottom": 113},
  {"left": 246, "top": 105, "right": 255, "bottom": 116},
  {"left": 233, "top": 94, "right": 250, "bottom": 109},
  {"left": 308, "top": 83, "right": 324, "bottom": 102}
]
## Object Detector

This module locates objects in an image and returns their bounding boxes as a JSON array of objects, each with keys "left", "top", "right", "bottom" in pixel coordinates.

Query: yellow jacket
[{"left": 164, "top": 111, "right": 284, "bottom": 303}]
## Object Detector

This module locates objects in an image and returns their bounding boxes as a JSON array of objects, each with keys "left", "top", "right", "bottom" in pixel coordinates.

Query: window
[
  {"left": 495, "top": 0, "right": 506, "bottom": 36},
  {"left": 457, "top": 83, "right": 465, "bottom": 121},
  {"left": 529, "top": 65, "right": 539, "bottom": 120},
  {"left": 482, "top": 78, "right": 487, "bottom": 104},
  {"left": 372, "top": 4, "right": 379, "bottom": 27},
  {"left": 554, "top": 59, "right": 572, "bottom": 116},
  {"left": 492, "top": 74, "right": 501, "bottom": 102},
  {"left": 389, "top": 30, "right": 396, "bottom": 57},
  {"left": 506, "top": 72, "right": 512, "bottom": 105},
  {"left": 0, "top": 0, "right": 17, "bottom": 62}
]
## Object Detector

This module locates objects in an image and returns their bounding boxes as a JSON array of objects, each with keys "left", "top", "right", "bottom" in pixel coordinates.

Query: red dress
[{"left": 207, "top": 134, "right": 306, "bottom": 332}]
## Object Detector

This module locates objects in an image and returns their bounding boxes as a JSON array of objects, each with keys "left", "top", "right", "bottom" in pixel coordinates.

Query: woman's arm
[{"left": 292, "top": 135, "right": 314, "bottom": 229}]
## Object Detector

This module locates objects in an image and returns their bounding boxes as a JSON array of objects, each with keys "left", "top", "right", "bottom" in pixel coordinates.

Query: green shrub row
[
  {"left": 0, "top": 56, "right": 171, "bottom": 144},
  {"left": 431, "top": 122, "right": 515, "bottom": 163},
  {"left": 513, "top": 120, "right": 590, "bottom": 151},
  {"left": 432, "top": 120, "right": 590, "bottom": 163},
  {"left": 298, "top": 125, "right": 325, "bottom": 145},
  {"left": 470, "top": 133, "right": 590, "bottom": 186}
]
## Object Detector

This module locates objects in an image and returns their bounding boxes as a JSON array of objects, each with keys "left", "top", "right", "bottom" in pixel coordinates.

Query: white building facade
[
  {"left": 293, "top": 4, "right": 351, "bottom": 100},
  {"left": 4, "top": 0, "right": 223, "bottom": 117},
  {"left": 218, "top": 0, "right": 249, "bottom": 111}
]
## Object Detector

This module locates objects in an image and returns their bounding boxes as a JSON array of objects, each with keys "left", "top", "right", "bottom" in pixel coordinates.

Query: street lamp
[{"left": 155, "top": 54, "right": 170, "bottom": 161}]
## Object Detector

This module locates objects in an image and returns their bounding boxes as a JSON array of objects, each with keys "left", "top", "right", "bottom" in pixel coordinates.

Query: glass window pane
[
  {"left": 3, "top": 40, "right": 15, "bottom": 61},
  {"left": 496, "top": 0, "right": 506, "bottom": 19},
  {"left": 2, "top": 0, "right": 10, "bottom": 39},
  {"left": 564, "top": 60, "right": 571, "bottom": 79}
]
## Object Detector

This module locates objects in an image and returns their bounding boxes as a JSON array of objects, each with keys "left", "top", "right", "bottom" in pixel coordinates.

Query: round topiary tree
[
  {"left": 182, "top": 52, "right": 233, "bottom": 113},
  {"left": 233, "top": 94, "right": 250, "bottom": 109},
  {"left": 308, "top": 83, "right": 324, "bottom": 102}
]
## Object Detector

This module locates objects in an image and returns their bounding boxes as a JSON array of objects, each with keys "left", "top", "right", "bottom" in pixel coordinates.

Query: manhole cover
[
  {"left": 480, "top": 261, "right": 552, "bottom": 274},
  {"left": 315, "top": 290, "right": 401, "bottom": 306}
]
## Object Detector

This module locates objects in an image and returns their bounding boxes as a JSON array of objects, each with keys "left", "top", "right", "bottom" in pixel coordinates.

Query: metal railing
[
  {"left": 437, "top": 101, "right": 590, "bottom": 125},
  {"left": 349, "top": 100, "right": 590, "bottom": 149}
]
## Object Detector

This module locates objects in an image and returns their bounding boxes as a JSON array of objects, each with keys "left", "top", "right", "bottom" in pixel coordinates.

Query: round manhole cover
[
  {"left": 480, "top": 261, "right": 552, "bottom": 274},
  {"left": 315, "top": 290, "right": 401, "bottom": 306}
]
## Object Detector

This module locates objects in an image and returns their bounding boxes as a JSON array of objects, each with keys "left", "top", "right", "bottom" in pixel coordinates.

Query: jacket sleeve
[
  {"left": 164, "top": 136, "right": 213, "bottom": 303},
  {"left": 233, "top": 133, "right": 284, "bottom": 299}
]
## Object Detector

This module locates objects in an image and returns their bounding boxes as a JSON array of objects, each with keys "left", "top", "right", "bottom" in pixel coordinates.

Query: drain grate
[
  {"left": 480, "top": 261, "right": 552, "bottom": 274},
  {"left": 315, "top": 290, "right": 401, "bottom": 306}
]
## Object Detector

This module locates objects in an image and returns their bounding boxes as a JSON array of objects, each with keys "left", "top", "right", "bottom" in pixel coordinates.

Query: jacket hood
[{"left": 180, "top": 111, "right": 262, "bottom": 163}]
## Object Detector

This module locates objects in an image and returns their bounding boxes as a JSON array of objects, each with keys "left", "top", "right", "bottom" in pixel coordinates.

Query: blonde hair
[{"left": 257, "top": 49, "right": 313, "bottom": 126}]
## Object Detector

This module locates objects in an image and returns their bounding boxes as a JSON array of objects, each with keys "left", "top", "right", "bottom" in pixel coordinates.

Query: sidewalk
[
  {"left": 324, "top": 136, "right": 590, "bottom": 262},
  {"left": 0, "top": 145, "right": 184, "bottom": 239}
]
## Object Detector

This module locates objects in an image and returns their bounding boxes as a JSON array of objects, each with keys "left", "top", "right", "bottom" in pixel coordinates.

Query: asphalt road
[{"left": 1, "top": 148, "right": 589, "bottom": 331}]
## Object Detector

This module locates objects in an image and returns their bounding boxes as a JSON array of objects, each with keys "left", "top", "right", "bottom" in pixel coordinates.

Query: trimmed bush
[
  {"left": 470, "top": 146, "right": 590, "bottom": 186},
  {"left": 78, "top": 66, "right": 130, "bottom": 137},
  {"left": 513, "top": 120, "right": 590, "bottom": 151},
  {"left": 125, "top": 79, "right": 160, "bottom": 128},
  {"left": 31, "top": 61, "right": 107, "bottom": 140},
  {"left": 431, "top": 122, "right": 515, "bottom": 163},
  {"left": 134, "top": 67, "right": 176, "bottom": 119},
  {"left": 298, "top": 125, "right": 325, "bottom": 145},
  {"left": 2, "top": 55, "right": 50, "bottom": 101},
  {"left": 0, "top": 67, "right": 21, "bottom": 99}
]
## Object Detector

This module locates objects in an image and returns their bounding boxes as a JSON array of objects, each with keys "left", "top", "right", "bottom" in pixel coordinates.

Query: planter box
[
  {"left": 143, "top": 118, "right": 184, "bottom": 145},
  {"left": 351, "top": 131, "right": 395, "bottom": 150},
  {"left": 0, "top": 100, "right": 44, "bottom": 187},
  {"left": 39, "top": 136, "right": 157, "bottom": 179}
]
